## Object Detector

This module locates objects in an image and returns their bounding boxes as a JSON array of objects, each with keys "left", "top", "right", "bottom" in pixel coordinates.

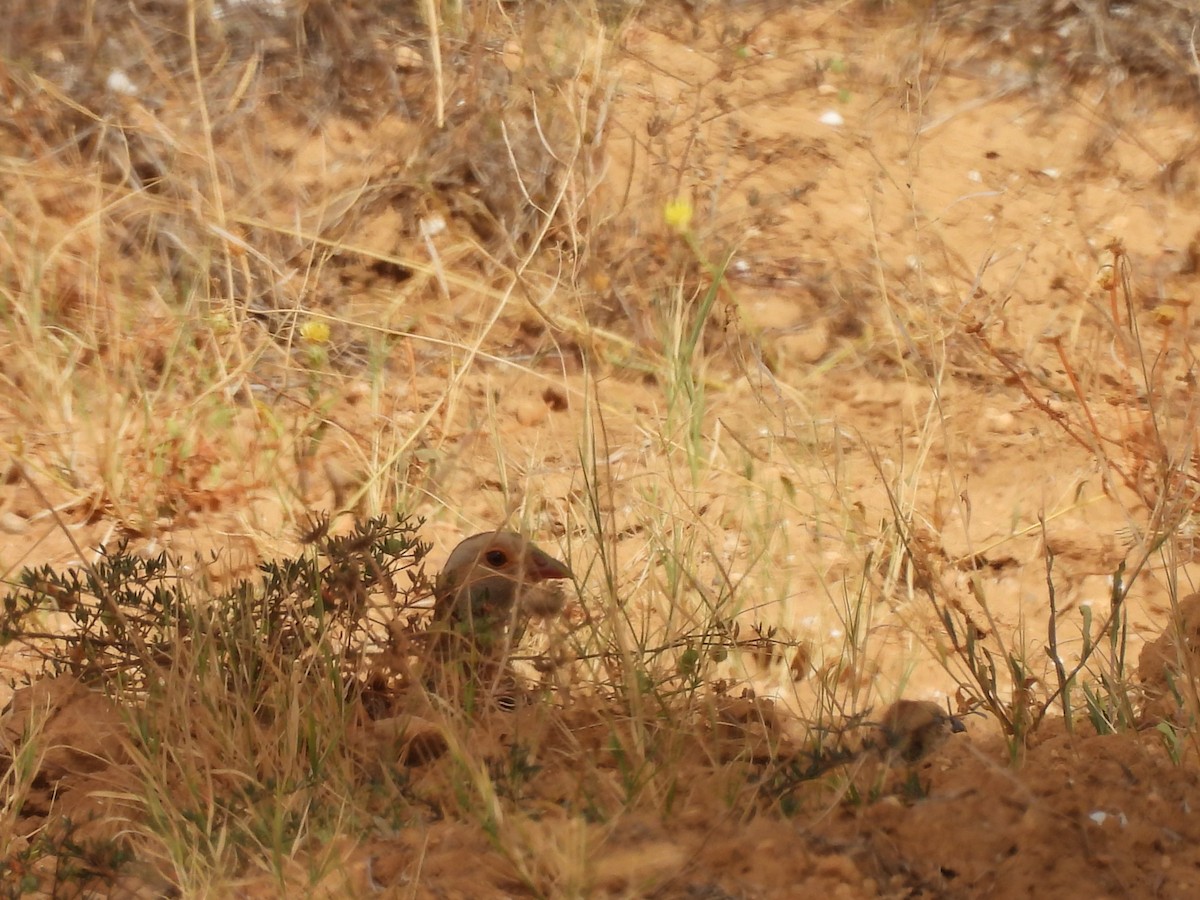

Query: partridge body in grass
[
  {"left": 875, "top": 700, "right": 966, "bottom": 763},
  {"left": 433, "top": 531, "right": 573, "bottom": 654}
]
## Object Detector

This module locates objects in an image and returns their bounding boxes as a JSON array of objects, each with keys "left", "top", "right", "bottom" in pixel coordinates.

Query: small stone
[
  {"left": 0, "top": 511, "right": 29, "bottom": 534},
  {"left": 502, "top": 39, "right": 524, "bottom": 73},
  {"left": 542, "top": 386, "right": 569, "bottom": 412},
  {"left": 344, "top": 380, "right": 371, "bottom": 405},
  {"left": 984, "top": 408, "right": 1017, "bottom": 433},
  {"left": 106, "top": 70, "right": 137, "bottom": 96},
  {"left": 392, "top": 45, "right": 425, "bottom": 70},
  {"left": 516, "top": 399, "right": 548, "bottom": 427},
  {"left": 778, "top": 323, "right": 831, "bottom": 365}
]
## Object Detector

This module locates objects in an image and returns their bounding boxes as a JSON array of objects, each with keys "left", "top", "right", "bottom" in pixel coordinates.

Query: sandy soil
[{"left": 4, "top": 1, "right": 1200, "bottom": 896}]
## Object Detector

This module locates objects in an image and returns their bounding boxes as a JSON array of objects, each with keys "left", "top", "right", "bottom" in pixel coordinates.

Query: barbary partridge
[
  {"left": 432, "top": 531, "right": 573, "bottom": 654},
  {"left": 875, "top": 699, "right": 966, "bottom": 763}
]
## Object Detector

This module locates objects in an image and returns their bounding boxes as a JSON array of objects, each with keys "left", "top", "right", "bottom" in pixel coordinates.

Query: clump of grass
[
  {"left": 0, "top": 508, "right": 906, "bottom": 893},
  {"left": 1, "top": 514, "right": 429, "bottom": 687},
  {"left": 0, "top": 0, "right": 620, "bottom": 538},
  {"left": 884, "top": 237, "right": 1200, "bottom": 754},
  {"left": 873, "top": 0, "right": 1200, "bottom": 106},
  {"left": 0, "top": 514, "right": 432, "bottom": 889}
]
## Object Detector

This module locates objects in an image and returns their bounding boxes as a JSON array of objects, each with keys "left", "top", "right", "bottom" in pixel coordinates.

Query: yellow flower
[
  {"left": 300, "top": 320, "right": 331, "bottom": 344},
  {"left": 663, "top": 197, "right": 693, "bottom": 235}
]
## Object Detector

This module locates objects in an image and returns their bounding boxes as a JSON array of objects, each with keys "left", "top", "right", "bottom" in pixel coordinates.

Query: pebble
[
  {"left": 516, "top": 398, "right": 548, "bottom": 427},
  {"left": 778, "top": 324, "right": 831, "bottom": 364},
  {"left": 0, "top": 511, "right": 29, "bottom": 534}
]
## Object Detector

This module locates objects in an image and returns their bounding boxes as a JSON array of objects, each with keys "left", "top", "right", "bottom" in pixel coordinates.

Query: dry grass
[
  {"left": 930, "top": 0, "right": 1200, "bottom": 105},
  {"left": 3, "top": 0, "right": 1200, "bottom": 895}
]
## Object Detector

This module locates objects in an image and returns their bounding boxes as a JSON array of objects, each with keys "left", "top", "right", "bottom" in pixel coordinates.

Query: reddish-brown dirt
[{"left": 3, "top": 2, "right": 1200, "bottom": 896}]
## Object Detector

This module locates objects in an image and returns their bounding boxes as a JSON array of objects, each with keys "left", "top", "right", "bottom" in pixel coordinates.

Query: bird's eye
[{"left": 485, "top": 549, "right": 508, "bottom": 567}]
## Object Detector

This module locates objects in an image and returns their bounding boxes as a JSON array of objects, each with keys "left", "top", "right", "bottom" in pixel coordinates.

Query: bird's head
[{"left": 435, "top": 531, "right": 573, "bottom": 627}]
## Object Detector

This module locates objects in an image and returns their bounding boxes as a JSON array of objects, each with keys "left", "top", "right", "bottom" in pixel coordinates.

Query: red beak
[{"left": 528, "top": 547, "right": 573, "bottom": 582}]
